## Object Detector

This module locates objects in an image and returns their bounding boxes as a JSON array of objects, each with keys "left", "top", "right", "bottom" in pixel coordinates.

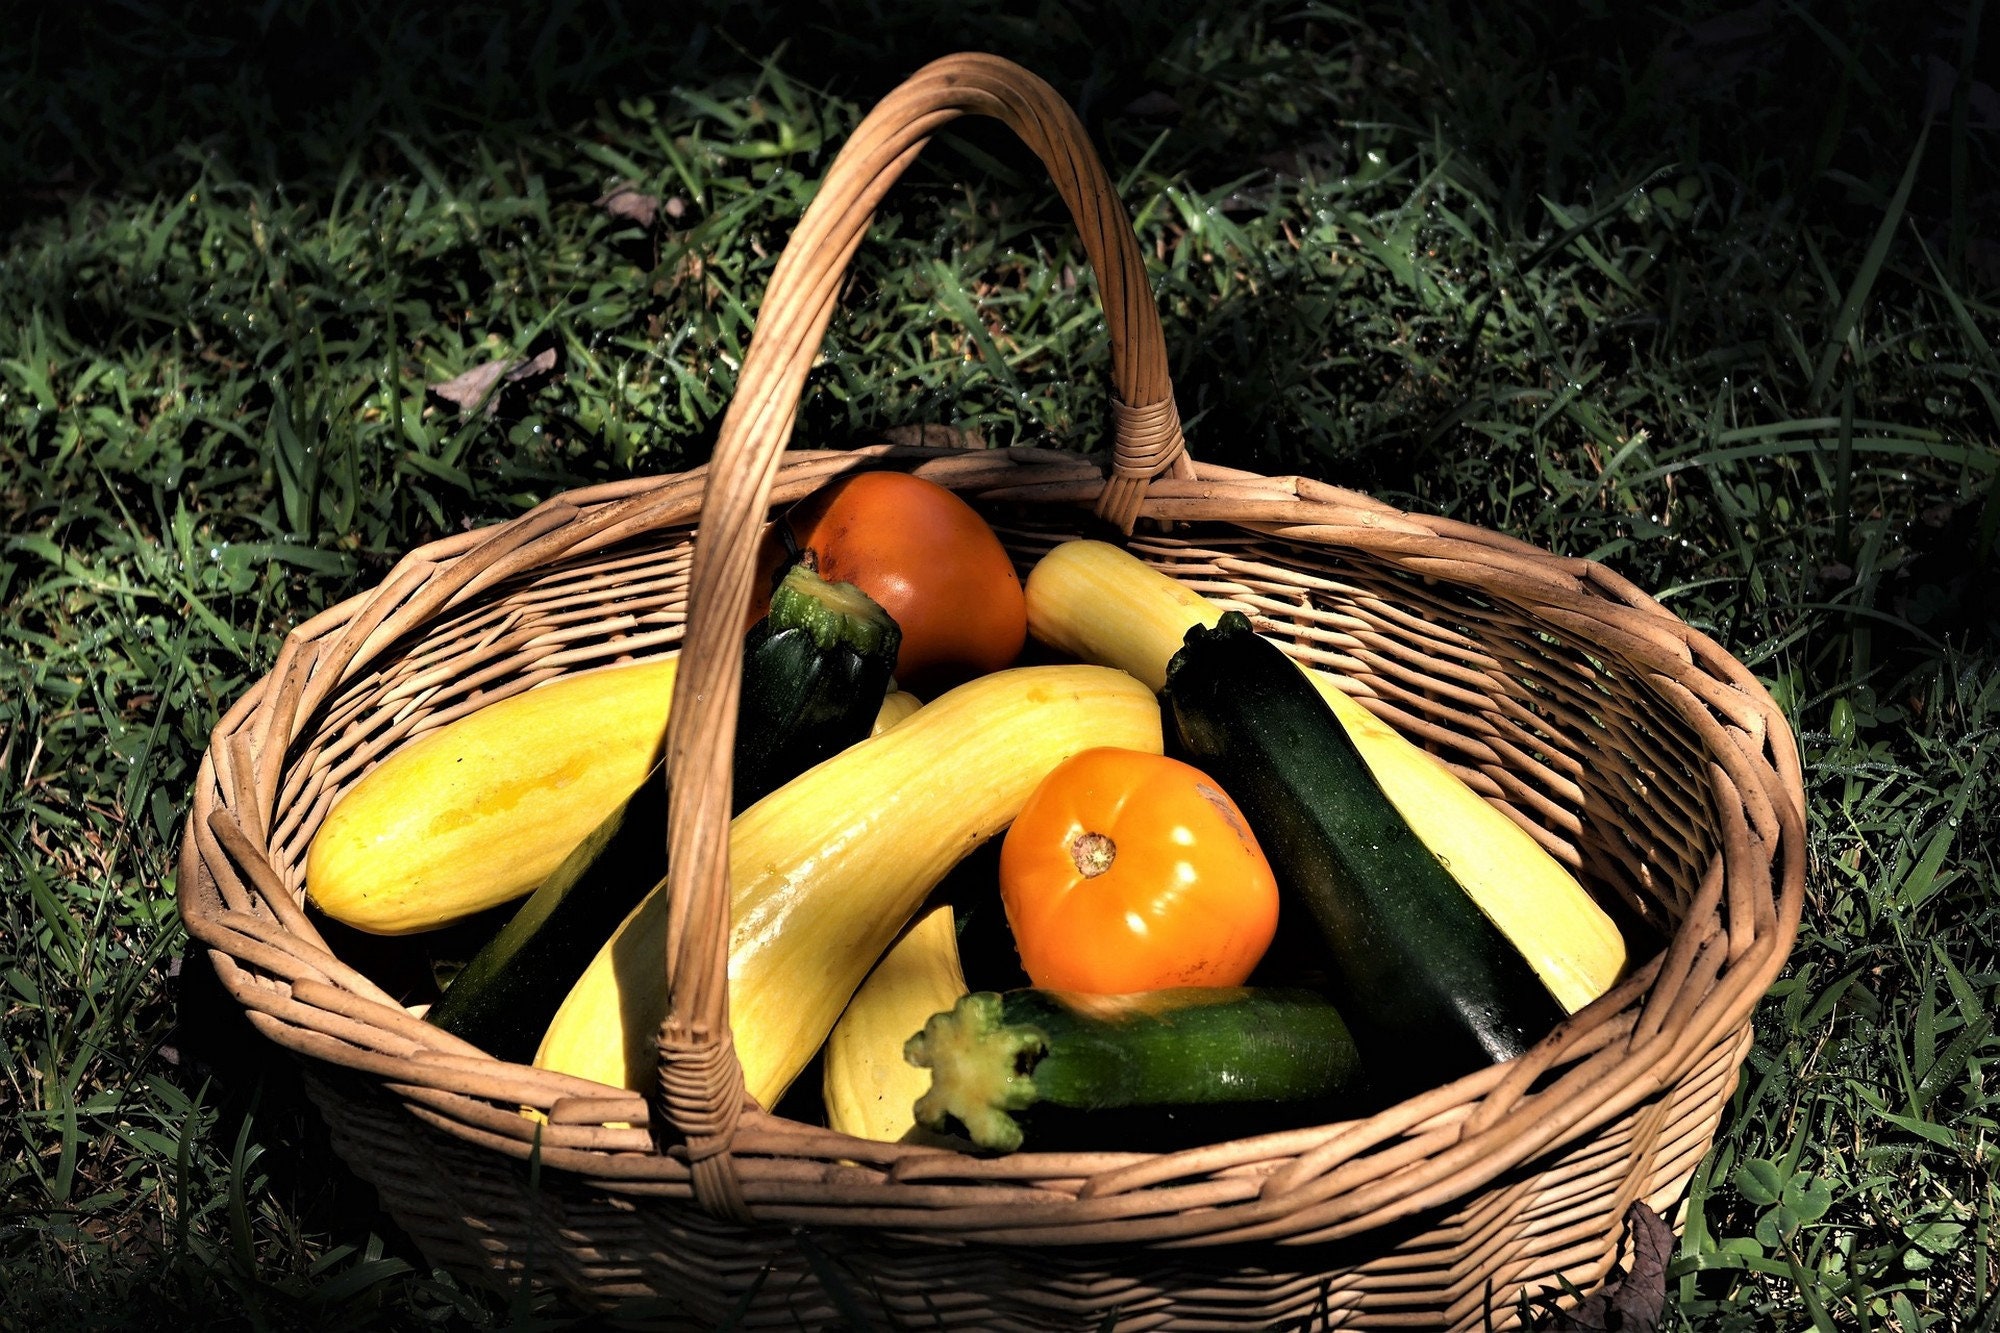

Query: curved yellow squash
[
  {"left": 306, "top": 656, "right": 679, "bottom": 935},
  {"left": 305, "top": 661, "right": 918, "bottom": 937},
  {"left": 870, "top": 689, "right": 925, "bottom": 734},
  {"left": 535, "top": 664, "right": 1163, "bottom": 1107},
  {"left": 824, "top": 905, "right": 968, "bottom": 1143},
  {"left": 1024, "top": 540, "right": 1626, "bottom": 1013}
]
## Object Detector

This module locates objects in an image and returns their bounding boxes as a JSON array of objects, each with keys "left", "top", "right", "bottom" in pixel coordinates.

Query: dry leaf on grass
[
  {"left": 1121, "top": 90, "right": 1181, "bottom": 118},
  {"left": 595, "top": 182, "right": 685, "bottom": 228},
  {"left": 428, "top": 349, "right": 558, "bottom": 416},
  {"left": 596, "top": 182, "right": 661, "bottom": 228},
  {"left": 875, "top": 423, "right": 989, "bottom": 449},
  {"left": 1536, "top": 1201, "right": 1672, "bottom": 1331}
]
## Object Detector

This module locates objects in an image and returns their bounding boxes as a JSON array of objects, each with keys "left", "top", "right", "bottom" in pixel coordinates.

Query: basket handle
[{"left": 650, "top": 52, "right": 1190, "bottom": 1218}]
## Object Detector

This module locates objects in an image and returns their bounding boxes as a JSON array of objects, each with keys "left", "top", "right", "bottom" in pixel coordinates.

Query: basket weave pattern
[{"left": 178, "top": 54, "right": 1804, "bottom": 1331}]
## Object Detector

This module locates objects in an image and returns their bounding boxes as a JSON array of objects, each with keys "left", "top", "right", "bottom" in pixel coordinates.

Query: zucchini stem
[
  {"left": 767, "top": 562, "right": 900, "bottom": 659},
  {"left": 905, "top": 993, "right": 1046, "bottom": 1153}
]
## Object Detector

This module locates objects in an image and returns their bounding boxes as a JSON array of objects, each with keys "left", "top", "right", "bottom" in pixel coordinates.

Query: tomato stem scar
[{"left": 1069, "top": 830, "right": 1116, "bottom": 877}]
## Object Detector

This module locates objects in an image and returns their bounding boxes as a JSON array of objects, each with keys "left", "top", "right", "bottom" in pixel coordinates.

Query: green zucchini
[
  {"left": 732, "top": 564, "right": 902, "bottom": 809},
  {"left": 425, "top": 563, "right": 900, "bottom": 1061},
  {"left": 1160, "top": 612, "right": 1566, "bottom": 1093},
  {"left": 905, "top": 987, "right": 1366, "bottom": 1153}
]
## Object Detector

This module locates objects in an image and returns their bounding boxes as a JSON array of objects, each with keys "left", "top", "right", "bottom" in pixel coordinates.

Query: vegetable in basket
[
  {"left": 765, "top": 470, "right": 1028, "bottom": 691},
  {"left": 905, "top": 987, "right": 1367, "bottom": 1154},
  {"left": 1162, "top": 613, "right": 1567, "bottom": 1090},
  {"left": 534, "top": 664, "right": 1163, "bottom": 1108},
  {"left": 1024, "top": 538, "right": 1625, "bottom": 1014},
  {"left": 824, "top": 904, "right": 970, "bottom": 1143},
  {"left": 424, "top": 562, "right": 902, "bottom": 1061},
  {"left": 999, "top": 747, "right": 1279, "bottom": 993},
  {"left": 304, "top": 655, "right": 681, "bottom": 936},
  {"left": 871, "top": 688, "right": 925, "bottom": 733}
]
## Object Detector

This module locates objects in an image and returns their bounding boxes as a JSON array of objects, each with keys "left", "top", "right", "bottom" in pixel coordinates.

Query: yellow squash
[
  {"left": 307, "top": 660, "right": 915, "bottom": 937},
  {"left": 1023, "top": 540, "right": 1625, "bottom": 1013},
  {"left": 534, "top": 664, "right": 1163, "bottom": 1107},
  {"left": 306, "top": 656, "right": 679, "bottom": 935},
  {"left": 823, "top": 904, "right": 968, "bottom": 1142},
  {"left": 870, "top": 689, "right": 925, "bottom": 734}
]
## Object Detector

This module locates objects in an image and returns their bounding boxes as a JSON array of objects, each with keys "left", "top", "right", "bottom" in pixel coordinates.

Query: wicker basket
[{"left": 178, "top": 54, "right": 1804, "bottom": 1330}]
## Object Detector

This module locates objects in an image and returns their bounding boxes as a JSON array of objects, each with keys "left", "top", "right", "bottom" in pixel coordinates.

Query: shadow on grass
[
  {"left": 4, "top": 958, "right": 441, "bottom": 1330},
  {"left": 9, "top": 1, "right": 1987, "bottom": 241}
]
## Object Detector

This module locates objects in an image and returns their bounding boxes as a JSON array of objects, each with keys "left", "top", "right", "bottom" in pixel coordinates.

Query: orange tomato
[
  {"left": 778, "top": 471, "right": 1026, "bottom": 691},
  {"left": 746, "top": 517, "right": 797, "bottom": 632},
  {"left": 999, "top": 748, "right": 1280, "bottom": 993}
]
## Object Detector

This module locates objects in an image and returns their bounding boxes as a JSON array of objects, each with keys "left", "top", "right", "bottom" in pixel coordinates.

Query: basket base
[{"left": 301, "top": 1051, "right": 1725, "bottom": 1332}]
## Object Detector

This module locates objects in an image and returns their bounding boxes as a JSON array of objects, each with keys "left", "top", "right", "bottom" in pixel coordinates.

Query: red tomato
[
  {"left": 999, "top": 748, "right": 1280, "bottom": 993},
  {"left": 780, "top": 471, "right": 1026, "bottom": 691}
]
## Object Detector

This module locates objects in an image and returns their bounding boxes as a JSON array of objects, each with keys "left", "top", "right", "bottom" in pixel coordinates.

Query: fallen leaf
[
  {"left": 1919, "top": 502, "right": 1957, "bottom": 528},
  {"left": 1121, "top": 90, "right": 1181, "bottom": 119},
  {"left": 428, "top": 349, "right": 558, "bottom": 416},
  {"left": 877, "top": 423, "right": 988, "bottom": 450},
  {"left": 1539, "top": 1201, "right": 1672, "bottom": 1331},
  {"left": 596, "top": 181, "right": 661, "bottom": 228}
]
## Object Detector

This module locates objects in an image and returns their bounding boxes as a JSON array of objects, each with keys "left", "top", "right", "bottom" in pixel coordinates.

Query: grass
[{"left": 2, "top": 0, "right": 1996, "bottom": 1327}]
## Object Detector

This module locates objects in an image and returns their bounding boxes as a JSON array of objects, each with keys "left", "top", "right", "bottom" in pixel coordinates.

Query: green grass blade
[
  {"left": 1948, "top": 0, "right": 1987, "bottom": 273},
  {"left": 1809, "top": 120, "right": 1931, "bottom": 405},
  {"left": 1833, "top": 384, "right": 1855, "bottom": 562}
]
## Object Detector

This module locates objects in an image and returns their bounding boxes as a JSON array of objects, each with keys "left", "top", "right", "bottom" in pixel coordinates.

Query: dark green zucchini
[
  {"left": 425, "top": 562, "right": 900, "bottom": 1061},
  {"left": 732, "top": 563, "right": 902, "bottom": 809},
  {"left": 904, "top": 987, "right": 1365, "bottom": 1153},
  {"left": 1160, "top": 612, "right": 1565, "bottom": 1094}
]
